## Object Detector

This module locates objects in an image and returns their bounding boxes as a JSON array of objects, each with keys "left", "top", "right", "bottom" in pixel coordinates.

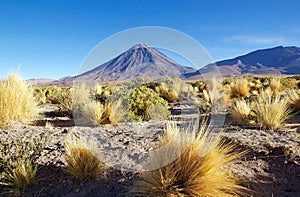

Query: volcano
[{"left": 73, "top": 44, "right": 196, "bottom": 83}]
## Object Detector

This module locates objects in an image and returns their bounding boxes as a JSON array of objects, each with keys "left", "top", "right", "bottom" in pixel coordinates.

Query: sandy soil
[{"left": 0, "top": 105, "right": 299, "bottom": 197}]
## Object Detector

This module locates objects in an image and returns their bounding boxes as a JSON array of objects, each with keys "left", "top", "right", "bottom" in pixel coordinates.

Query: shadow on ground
[{"left": 21, "top": 164, "right": 138, "bottom": 197}]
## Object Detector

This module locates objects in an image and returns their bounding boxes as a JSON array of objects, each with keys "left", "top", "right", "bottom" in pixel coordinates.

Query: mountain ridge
[
  {"left": 199, "top": 45, "right": 300, "bottom": 77},
  {"left": 28, "top": 45, "right": 300, "bottom": 86}
]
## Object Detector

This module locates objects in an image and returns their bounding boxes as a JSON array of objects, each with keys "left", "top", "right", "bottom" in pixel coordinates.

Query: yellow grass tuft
[
  {"left": 269, "top": 78, "right": 283, "bottom": 96},
  {"left": 0, "top": 73, "right": 40, "bottom": 128},
  {"left": 83, "top": 99, "right": 126, "bottom": 125},
  {"left": 253, "top": 91, "right": 291, "bottom": 130},
  {"left": 129, "top": 121, "right": 246, "bottom": 196},
  {"left": 230, "top": 99, "right": 252, "bottom": 125},
  {"left": 227, "top": 78, "right": 250, "bottom": 100},
  {"left": 196, "top": 78, "right": 225, "bottom": 112},
  {"left": 65, "top": 136, "right": 104, "bottom": 181},
  {"left": 45, "top": 121, "right": 54, "bottom": 129},
  {"left": 289, "top": 89, "right": 300, "bottom": 112}
]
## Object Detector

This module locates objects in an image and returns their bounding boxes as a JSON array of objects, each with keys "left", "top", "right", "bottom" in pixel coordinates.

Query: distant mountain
[
  {"left": 27, "top": 78, "right": 55, "bottom": 86},
  {"left": 72, "top": 44, "right": 196, "bottom": 84},
  {"left": 197, "top": 46, "right": 300, "bottom": 77},
  {"left": 34, "top": 45, "right": 300, "bottom": 86}
]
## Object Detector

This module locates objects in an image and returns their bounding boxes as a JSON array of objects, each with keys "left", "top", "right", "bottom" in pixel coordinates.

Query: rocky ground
[{"left": 0, "top": 104, "right": 299, "bottom": 197}]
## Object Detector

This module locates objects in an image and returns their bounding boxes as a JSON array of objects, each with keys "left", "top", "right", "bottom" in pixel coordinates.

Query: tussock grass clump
[
  {"left": 253, "top": 91, "right": 291, "bottom": 130},
  {"left": 289, "top": 89, "right": 300, "bottom": 112},
  {"left": 154, "top": 76, "right": 191, "bottom": 103},
  {"left": 227, "top": 78, "right": 250, "bottom": 100},
  {"left": 155, "top": 83, "right": 179, "bottom": 102},
  {"left": 206, "top": 78, "right": 225, "bottom": 109},
  {"left": 195, "top": 78, "right": 225, "bottom": 112},
  {"left": 83, "top": 100, "right": 126, "bottom": 125},
  {"left": 154, "top": 77, "right": 189, "bottom": 102},
  {"left": 191, "top": 80, "right": 207, "bottom": 93},
  {"left": 268, "top": 78, "right": 283, "bottom": 96},
  {"left": 129, "top": 122, "right": 246, "bottom": 196},
  {"left": 0, "top": 74, "right": 40, "bottom": 128},
  {"left": 65, "top": 136, "right": 104, "bottom": 181},
  {"left": 0, "top": 134, "right": 48, "bottom": 196},
  {"left": 230, "top": 99, "right": 253, "bottom": 125},
  {"left": 0, "top": 159, "right": 37, "bottom": 196}
]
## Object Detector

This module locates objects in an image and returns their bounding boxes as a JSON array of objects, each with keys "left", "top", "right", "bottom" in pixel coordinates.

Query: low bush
[{"left": 129, "top": 86, "right": 169, "bottom": 121}]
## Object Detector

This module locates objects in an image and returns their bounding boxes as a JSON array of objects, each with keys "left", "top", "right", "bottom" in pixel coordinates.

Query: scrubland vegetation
[
  {"left": 129, "top": 121, "right": 246, "bottom": 196},
  {"left": 65, "top": 136, "right": 105, "bottom": 181},
  {"left": 0, "top": 73, "right": 300, "bottom": 196},
  {"left": 0, "top": 74, "right": 39, "bottom": 128},
  {"left": 0, "top": 134, "right": 48, "bottom": 196}
]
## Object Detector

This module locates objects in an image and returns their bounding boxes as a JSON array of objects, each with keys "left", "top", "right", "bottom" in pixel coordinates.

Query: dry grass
[
  {"left": 289, "top": 89, "right": 300, "bottom": 112},
  {"left": 155, "top": 83, "right": 178, "bottom": 102},
  {"left": 83, "top": 101, "right": 106, "bottom": 125},
  {"left": 0, "top": 134, "right": 47, "bottom": 196},
  {"left": 129, "top": 121, "right": 246, "bottom": 196},
  {"left": 108, "top": 100, "right": 127, "bottom": 124},
  {"left": 195, "top": 78, "right": 225, "bottom": 112},
  {"left": 227, "top": 78, "right": 250, "bottom": 100},
  {"left": 0, "top": 159, "right": 36, "bottom": 196},
  {"left": 65, "top": 136, "right": 104, "bottom": 181},
  {"left": 207, "top": 78, "right": 225, "bottom": 108},
  {"left": 72, "top": 84, "right": 90, "bottom": 107},
  {"left": 48, "top": 87, "right": 73, "bottom": 116},
  {"left": 0, "top": 73, "right": 40, "bottom": 128},
  {"left": 155, "top": 80, "right": 182, "bottom": 102},
  {"left": 230, "top": 99, "right": 252, "bottom": 125},
  {"left": 82, "top": 99, "right": 126, "bottom": 125},
  {"left": 269, "top": 78, "right": 283, "bottom": 95},
  {"left": 253, "top": 91, "right": 291, "bottom": 130},
  {"left": 45, "top": 121, "right": 54, "bottom": 129}
]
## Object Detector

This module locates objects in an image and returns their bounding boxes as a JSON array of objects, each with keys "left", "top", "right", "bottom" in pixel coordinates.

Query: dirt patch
[{"left": 0, "top": 110, "right": 299, "bottom": 196}]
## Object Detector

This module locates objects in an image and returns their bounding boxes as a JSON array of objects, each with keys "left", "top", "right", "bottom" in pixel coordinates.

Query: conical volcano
[{"left": 74, "top": 44, "right": 196, "bottom": 83}]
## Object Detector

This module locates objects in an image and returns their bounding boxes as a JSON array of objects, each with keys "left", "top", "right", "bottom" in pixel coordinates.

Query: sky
[{"left": 0, "top": 0, "right": 299, "bottom": 79}]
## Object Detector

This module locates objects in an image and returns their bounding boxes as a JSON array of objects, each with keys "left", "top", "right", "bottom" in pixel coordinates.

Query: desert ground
[{"left": 0, "top": 76, "right": 300, "bottom": 197}]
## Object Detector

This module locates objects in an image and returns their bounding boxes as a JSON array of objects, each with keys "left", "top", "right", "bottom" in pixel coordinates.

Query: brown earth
[{"left": 0, "top": 105, "right": 299, "bottom": 197}]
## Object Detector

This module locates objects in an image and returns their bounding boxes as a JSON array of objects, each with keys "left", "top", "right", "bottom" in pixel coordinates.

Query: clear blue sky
[{"left": 0, "top": 0, "right": 299, "bottom": 79}]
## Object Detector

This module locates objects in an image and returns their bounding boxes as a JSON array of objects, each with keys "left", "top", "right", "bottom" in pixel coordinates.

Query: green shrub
[
  {"left": 47, "top": 87, "right": 73, "bottom": 117},
  {"left": 33, "top": 87, "right": 47, "bottom": 104},
  {"left": 280, "top": 77, "right": 298, "bottom": 89},
  {"left": 129, "top": 86, "right": 169, "bottom": 121}
]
